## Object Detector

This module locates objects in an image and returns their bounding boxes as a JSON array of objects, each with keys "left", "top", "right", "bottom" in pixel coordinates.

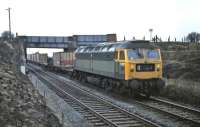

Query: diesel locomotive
[{"left": 74, "top": 40, "right": 164, "bottom": 97}]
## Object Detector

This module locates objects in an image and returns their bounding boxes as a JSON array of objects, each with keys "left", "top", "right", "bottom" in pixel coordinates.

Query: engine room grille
[{"left": 136, "top": 64, "right": 155, "bottom": 72}]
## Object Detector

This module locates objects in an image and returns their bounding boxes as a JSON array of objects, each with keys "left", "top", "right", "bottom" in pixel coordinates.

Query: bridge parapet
[
  {"left": 18, "top": 36, "right": 75, "bottom": 48},
  {"left": 17, "top": 34, "right": 117, "bottom": 48}
]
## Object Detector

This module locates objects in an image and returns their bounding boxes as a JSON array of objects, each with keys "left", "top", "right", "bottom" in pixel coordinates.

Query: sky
[{"left": 0, "top": 0, "right": 200, "bottom": 55}]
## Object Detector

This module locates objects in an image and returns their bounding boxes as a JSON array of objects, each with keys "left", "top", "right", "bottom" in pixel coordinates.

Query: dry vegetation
[
  {"left": 0, "top": 40, "right": 61, "bottom": 127},
  {"left": 158, "top": 43, "right": 200, "bottom": 106},
  {"left": 160, "top": 79, "right": 200, "bottom": 106}
]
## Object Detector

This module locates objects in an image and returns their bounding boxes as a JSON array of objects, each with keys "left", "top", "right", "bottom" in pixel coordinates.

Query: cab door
[
  {"left": 114, "top": 50, "right": 119, "bottom": 78},
  {"left": 115, "top": 49, "right": 125, "bottom": 79}
]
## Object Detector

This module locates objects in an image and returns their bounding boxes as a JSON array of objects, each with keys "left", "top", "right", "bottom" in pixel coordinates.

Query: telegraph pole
[{"left": 6, "top": 8, "right": 12, "bottom": 40}]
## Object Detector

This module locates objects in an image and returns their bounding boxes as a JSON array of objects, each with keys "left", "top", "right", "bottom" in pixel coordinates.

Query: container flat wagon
[{"left": 27, "top": 53, "right": 48, "bottom": 66}]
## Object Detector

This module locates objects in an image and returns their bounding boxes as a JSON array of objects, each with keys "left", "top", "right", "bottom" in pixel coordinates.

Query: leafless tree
[
  {"left": 1, "top": 30, "right": 14, "bottom": 41},
  {"left": 187, "top": 32, "right": 200, "bottom": 43}
]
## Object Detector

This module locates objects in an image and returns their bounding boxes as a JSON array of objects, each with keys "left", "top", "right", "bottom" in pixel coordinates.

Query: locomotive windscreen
[
  {"left": 128, "top": 49, "right": 160, "bottom": 60},
  {"left": 147, "top": 50, "right": 160, "bottom": 59}
]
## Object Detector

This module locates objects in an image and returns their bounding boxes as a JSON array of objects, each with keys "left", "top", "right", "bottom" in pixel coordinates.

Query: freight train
[
  {"left": 27, "top": 40, "right": 165, "bottom": 97},
  {"left": 27, "top": 52, "right": 48, "bottom": 65},
  {"left": 27, "top": 51, "right": 75, "bottom": 72}
]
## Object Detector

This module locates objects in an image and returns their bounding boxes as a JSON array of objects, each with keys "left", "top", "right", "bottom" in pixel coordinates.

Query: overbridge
[
  {"left": 17, "top": 34, "right": 117, "bottom": 58},
  {"left": 17, "top": 34, "right": 117, "bottom": 49},
  {"left": 17, "top": 36, "right": 75, "bottom": 49}
]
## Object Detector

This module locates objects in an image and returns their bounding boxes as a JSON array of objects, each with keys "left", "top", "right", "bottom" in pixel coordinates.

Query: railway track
[
  {"left": 55, "top": 69, "right": 200, "bottom": 126},
  {"left": 28, "top": 64, "right": 200, "bottom": 127},
  {"left": 135, "top": 97, "right": 200, "bottom": 125},
  {"left": 28, "top": 65, "right": 160, "bottom": 127}
]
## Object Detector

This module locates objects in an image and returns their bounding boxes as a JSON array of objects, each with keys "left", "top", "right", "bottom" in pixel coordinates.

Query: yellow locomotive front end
[
  {"left": 125, "top": 48, "right": 162, "bottom": 80},
  {"left": 116, "top": 47, "right": 165, "bottom": 97}
]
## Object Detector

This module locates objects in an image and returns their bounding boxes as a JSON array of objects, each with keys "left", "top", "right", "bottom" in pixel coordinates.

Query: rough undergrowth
[{"left": 0, "top": 40, "right": 61, "bottom": 127}]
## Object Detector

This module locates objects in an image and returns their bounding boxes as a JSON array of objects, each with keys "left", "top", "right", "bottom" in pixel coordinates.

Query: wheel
[
  {"left": 81, "top": 73, "right": 87, "bottom": 83},
  {"left": 101, "top": 79, "right": 107, "bottom": 89},
  {"left": 103, "top": 79, "right": 112, "bottom": 92}
]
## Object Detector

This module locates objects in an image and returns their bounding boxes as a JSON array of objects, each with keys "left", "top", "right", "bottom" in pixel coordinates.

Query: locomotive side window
[
  {"left": 102, "top": 46, "right": 108, "bottom": 52},
  {"left": 119, "top": 51, "right": 125, "bottom": 60},
  {"left": 108, "top": 45, "right": 115, "bottom": 52}
]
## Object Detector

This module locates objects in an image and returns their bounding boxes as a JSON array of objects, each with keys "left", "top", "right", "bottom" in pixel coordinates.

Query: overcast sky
[{"left": 1, "top": 0, "right": 200, "bottom": 41}]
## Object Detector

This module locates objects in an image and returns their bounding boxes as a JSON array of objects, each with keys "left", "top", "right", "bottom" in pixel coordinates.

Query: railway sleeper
[
  {"left": 98, "top": 110, "right": 120, "bottom": 114},
  {"left": 93, "top": 122, "right": 108, "bottom": 127},
  {"left": 110, "top": 118, "right": 134, "bottom": 122},
  {"left": 104, "top": 115, "right": 129, "bottom": 119},
  {"left": 114, "top": 120, "right": 142, "bottom": 125},
  {"left": 81, "top": 100, "right": 99, "bottom": 103},
  {"left": 90, "top": 119, "right": 103, "bottom": 123},
  {"left": 101, "top": 113, "right": 124, "bottom": 117}
]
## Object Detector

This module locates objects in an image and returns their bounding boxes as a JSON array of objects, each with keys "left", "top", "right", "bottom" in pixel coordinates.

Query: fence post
[
  {"left": 61, "top": 112, "right": 64, "bottom": 127},
  {"left": 43, "top": 90, "right": 47, "bottom": 123}
]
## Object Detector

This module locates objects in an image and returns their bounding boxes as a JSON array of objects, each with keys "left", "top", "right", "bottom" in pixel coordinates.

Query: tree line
[
  {"left": 152, "top": 32, "right": 200, "bottom": 43},
  {"left": 186, "top": 32, "right": 200, "bottom": 43}
]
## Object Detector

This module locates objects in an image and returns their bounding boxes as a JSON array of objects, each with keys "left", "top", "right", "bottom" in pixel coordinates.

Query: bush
[{"left": 160, "top": 79, "right": 200, "bottom": 106}]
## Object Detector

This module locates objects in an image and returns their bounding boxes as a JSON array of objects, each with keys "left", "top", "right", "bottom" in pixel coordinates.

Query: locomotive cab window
[
  {"left": 119, "top": 51, "right": 125, "bottom": 60},
  {"left": 146, "top": 49, "right": 160, "bottom": 59},
  {"left": 127, "top": 49, "right": 144, "bottom": 60}
]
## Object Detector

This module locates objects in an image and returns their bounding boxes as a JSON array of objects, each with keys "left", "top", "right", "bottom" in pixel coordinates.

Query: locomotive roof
[
  {"left": 114, "top": 40, "right": 156, "bottom": 49},
  {"left": 76, "top": 40, "right": 158, "bottom": 53}
]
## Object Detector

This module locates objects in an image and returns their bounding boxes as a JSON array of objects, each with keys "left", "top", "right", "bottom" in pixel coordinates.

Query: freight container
[
  {"left": 35, "top": 52, "right": 40, "bottom": 63},
  {"left": 53, "top": 52, "right": 61, "bottom": 67},
  {"left": 60, "top": 52, "right": 74, "bottom": 68},
  {"left": 53, "top": 51, "right": 75, "bottom": 68},
  {"left": 39, "top": 53, "right": 48, "bottom": 65},
  {"left": 29, "top": 52, "right": 48, "bottom": 65}
]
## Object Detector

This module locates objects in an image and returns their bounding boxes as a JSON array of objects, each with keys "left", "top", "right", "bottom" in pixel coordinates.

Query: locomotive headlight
[
  {"left": 136, "top": 65, "right": 140, "bottom": 71},
  {"left": 156, "top": 64, "right": 160, "bottom": 71}
]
